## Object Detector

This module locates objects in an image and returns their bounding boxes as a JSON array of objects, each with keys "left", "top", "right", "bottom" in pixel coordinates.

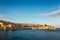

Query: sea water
[{"left": 0, "top": 30, "right": 60, "bottom": 40}]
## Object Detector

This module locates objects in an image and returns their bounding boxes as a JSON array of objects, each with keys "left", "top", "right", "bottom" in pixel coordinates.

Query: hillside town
[{"left": 0, "top": 20, "right": 56, "bottom": 31}]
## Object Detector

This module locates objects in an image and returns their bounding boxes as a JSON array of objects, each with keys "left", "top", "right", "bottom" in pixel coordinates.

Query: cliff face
[{"left": 0, "top": 20, "right": 56, "bottom": 31}]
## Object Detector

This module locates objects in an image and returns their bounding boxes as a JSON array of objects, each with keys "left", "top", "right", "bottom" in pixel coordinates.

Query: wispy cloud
[
  {"left": 33, "top": 10, "right": 60, "bottom": 17},
  {"left": 0, "top": 13, "right": 8, "bottom": 20},
  {"left": 0, "top": 14, "right": 6, "bottom": 18}
]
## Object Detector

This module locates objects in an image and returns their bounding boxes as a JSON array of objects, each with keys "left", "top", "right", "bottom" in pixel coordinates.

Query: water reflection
[{"left": 0, "top": 30, "right": 60, "bottom": 40}]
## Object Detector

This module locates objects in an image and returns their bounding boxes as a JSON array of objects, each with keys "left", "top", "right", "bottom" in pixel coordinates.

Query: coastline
[{"left": 0, "top": 20, "right": 56, "bottom": 31}]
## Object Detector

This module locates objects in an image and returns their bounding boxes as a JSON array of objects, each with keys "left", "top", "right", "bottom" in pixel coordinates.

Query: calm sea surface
[{"left": 0, "top": 30, "right": 60, "bottom": 40}]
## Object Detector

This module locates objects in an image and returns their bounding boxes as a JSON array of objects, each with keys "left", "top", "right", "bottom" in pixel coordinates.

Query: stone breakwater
[{"left": 0, "top": 20, "right": 56, "bottom": 31}]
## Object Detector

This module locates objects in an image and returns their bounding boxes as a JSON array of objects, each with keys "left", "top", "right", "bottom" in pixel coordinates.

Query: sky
[{"left": 0, "top": 0, "right": 60, "bottom": 28}]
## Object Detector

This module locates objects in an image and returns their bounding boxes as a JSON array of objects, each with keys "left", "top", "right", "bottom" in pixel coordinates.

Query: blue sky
[{"left": 0, "top": 0, "right": 60, "bottom": 27}]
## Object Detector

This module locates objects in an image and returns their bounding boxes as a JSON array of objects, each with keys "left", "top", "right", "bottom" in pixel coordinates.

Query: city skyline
[{"left": 0, "top": 0, "right": 60, "bottom": 28}]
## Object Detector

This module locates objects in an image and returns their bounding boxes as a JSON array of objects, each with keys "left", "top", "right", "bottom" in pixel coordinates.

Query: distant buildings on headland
[{"left": 0, "top": 20, "right": 56, "bottom": 31}]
